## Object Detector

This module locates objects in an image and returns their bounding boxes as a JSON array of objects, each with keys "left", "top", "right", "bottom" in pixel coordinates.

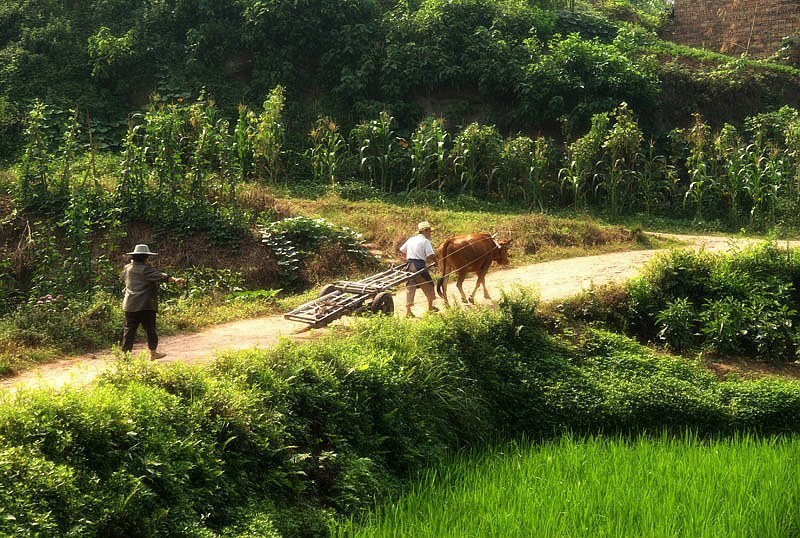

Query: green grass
[
  {"left": 649, "top": 39, "right": 800, "bottom": 77},
  {"left": 334, "top": 433, "right": 800, "bottom": 538}
]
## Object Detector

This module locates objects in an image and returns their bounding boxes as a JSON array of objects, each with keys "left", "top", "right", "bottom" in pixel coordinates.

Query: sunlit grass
[
  {"left": 334, "top": 433, "right": 800, "bottom": 538},
  {"left": 272, "top": 190, "right": 652, "bottom": 265}
]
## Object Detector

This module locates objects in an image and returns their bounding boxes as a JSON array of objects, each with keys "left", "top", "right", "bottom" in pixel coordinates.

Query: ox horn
[{"left": 491, "top": 232, "right": 498, "bottom": 239}]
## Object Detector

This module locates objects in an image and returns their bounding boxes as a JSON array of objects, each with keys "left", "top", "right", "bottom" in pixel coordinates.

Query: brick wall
[{"left": 671, "top": 0, "right": 800, "bottom": 58}]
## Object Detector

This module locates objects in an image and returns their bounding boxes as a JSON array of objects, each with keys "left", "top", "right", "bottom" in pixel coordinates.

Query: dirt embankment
[{"left": 2, "top": 233, "right": 797, "bottom": 393}]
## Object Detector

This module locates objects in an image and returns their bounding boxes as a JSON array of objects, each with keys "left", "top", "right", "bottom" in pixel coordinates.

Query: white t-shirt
[{"left": 399, "top": 234, "right": 435, "bottom": 260}]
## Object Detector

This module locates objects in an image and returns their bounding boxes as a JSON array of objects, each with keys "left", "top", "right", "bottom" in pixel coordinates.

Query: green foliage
[
  {"left": 87, "top": 27, "right": 136, "bottom": 79},
  {"left": 518, "top": 32, "right": 660, "bottom": 131},
  {"left": 381, "top": 0, "right": 548, "bottom": 97},
  {"left": 258, "top": 216, "right": 370, "bottom": 290},
  {"left": 2, "top": 293, "right": 800, "bottom": 536},
  {"left": 0, "top": 0, "right": 798, "bottom": 170},
  {"left": 655, "top": 297, "right": 696, "bottom": 353},
  {"left": 449, "top": 122, "right": 503, "bottom": 196},
  {"left": 565, "top": 243, "right": 800, "bottom": 362}
]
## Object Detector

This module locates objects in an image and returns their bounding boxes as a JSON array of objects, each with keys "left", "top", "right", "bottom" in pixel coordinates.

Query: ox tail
[
  {"left": 435, "top": 276, "right": 445, "bottom": 298},
  {"left": 436, "top": 238, "right": 454, "bottom": 299}
]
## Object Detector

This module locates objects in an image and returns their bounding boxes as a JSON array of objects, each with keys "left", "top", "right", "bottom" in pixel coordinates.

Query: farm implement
[{"left": 284, "top": 263, "right": 434, "bottom": 332}]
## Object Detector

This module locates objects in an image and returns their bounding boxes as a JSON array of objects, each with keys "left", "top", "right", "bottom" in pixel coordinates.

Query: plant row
[
  {"left": 18, "top": 95, "right": 800, "bottom": 229},
  {"left": 1, "top": 295, "right": 800, "bottom": 536}
]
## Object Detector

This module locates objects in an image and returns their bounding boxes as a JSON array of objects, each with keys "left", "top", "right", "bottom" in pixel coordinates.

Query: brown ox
[{"left": 436, "top": 233, "right": 512, "bottom": 305}]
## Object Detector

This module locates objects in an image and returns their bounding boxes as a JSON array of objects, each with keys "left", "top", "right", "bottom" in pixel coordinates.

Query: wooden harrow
[{"left": 284, "top": 263, "right": 433, "bottom": 332}]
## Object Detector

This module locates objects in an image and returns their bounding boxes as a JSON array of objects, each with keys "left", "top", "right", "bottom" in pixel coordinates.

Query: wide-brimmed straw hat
[
  {"left": 126, "top": 244, "right": 158, "bottom": 256},
  {"left": 417, "top": 221, "right": 433, "bottom": 232}
]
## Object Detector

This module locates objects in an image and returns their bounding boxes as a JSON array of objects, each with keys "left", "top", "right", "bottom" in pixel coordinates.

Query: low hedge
[{"left": 0, "top": 291, "right": 799, "bottom": 537}]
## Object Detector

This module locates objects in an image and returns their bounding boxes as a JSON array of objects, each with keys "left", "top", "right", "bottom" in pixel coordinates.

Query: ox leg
[
  {"left": 480, "top": 274, "right": 493, "bottom": 301},
  {"left": 468, "top": 276, "right": 484, "bottom": 304},
  {"left": 456, "top": 272, "right": 470, "bottom": 304}
]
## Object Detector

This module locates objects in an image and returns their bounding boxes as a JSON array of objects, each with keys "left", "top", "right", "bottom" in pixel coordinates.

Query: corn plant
[
  {"left": 714, "top": 125, "right": 750, "bottom": 229},
  {"left": 450, "top": 122, "right": 503, "bottom": 196},
  {"left": 57, "top": 109, "right": 80, "bottom": 193},
  {"left": 745, "top": 147, "right": 785, "bottom": 228},
  {"left": 252, "top": 85, "right": 285, "bottom": 184},
  {"left": 213, "top": 117, "right": 235, "bottom": 206},
  {"left": 683, "top": 114, "right": 714, "bottom": 223},
  {"left": 232, "top": 104, "right": 254, "bottom": 182},
  {"left": 143, "top": 101, "right": 185, "bottom": 203},
  {"left": 310, "top": 116, "right": 347, "bottom": 189},
  {"left": 351, "top": 111, "right": 400, "bottom": 192},
  {"left": 784, "top": 116, "right": 800, "bottom": 200},
  {"left": 18, "top": 100, "right": 52, "bottom": 212},
  {"left": 598, "top": 103, "right": 642, "bottom": 218},
  {"left": 408, "top": 116, "right": 449, "bottom": 193},
  {"left": 117, "top": 120, "right": 148, "bottom": 218},
  {"left": 499, "top": 135, "right": 556, "bottom": 210},
  {"left": 558, "top": 158, "right": 587, "bottom": 212},
  {"left": 559, "top": 114, "right": 608, "bottom": 212},
  {"left": 634, "top": 139, "right": 674, "bottom": 217},
  {"left": 187, "top": 99, "right": 216, "bottom": 199}
]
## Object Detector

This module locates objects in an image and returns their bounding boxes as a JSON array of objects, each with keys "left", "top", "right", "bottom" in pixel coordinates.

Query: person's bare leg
[
  {"left": 422, "top": 282, "right": 437, "bottom": 312},
  {"left": 405, "top": 284, "right": 417, "bottom": 317}
]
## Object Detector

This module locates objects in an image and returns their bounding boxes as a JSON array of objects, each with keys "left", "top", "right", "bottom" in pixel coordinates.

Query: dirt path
[{"left": 1, "top": 233, "right": 793, "bottom": 393}]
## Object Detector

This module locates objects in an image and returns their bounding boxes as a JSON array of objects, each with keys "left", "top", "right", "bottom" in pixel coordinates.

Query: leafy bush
[
  {"left": 517, "top": 32, "right": 660, "bottom": 132},
  {"left": 655, "top": 297, "right": 696, "bottom": 352},
  {"left": 6, "top": 293, "right": 119, "bottom": 352},
  {"left": 564, "top": 243, "right": 800, "bottom": 362},
  {"left": 2, "top": 296, "right": 800, "bottom": 536},
  {"left": 258, "top": 216, "right": 372, "bottom": 290}
]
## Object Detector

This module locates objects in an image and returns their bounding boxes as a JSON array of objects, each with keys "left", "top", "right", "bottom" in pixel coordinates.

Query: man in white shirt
[{"left": 398, "top": 221, "right": 439, "bottom": 317}]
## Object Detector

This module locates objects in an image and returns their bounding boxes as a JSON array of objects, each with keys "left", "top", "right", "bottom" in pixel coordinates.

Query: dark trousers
[{"left": 121, "top": 310, "right": 158, "bottom": 352}]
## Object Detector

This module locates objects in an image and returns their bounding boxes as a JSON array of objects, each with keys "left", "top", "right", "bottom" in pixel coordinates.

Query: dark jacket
[{"left": 121, "top": 261, "right": 170, "bottom": 312}]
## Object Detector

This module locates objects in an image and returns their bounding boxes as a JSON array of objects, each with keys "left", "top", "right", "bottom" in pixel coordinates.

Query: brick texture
[{"left": 671, "top": 0, "right": 800, "bottom": 58}]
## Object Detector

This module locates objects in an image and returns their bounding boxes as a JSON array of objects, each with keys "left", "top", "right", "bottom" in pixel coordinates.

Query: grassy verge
[
  {"left": 334, "top": 433, "right": 800, "bottom": 538},
  {"left": 0, "top": 291, "right": 292, "bottom": 377},
  {"left": 268, "top": 189, "right": 663, "bottom": 266},
  {"left": 1, "top": 295, "right": 800, "bottom": 536}
]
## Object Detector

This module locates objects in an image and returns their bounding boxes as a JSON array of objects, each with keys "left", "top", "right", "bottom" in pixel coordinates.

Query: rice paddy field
[{"left": 332, "top": 433, "right": 800, "bottom": 538}]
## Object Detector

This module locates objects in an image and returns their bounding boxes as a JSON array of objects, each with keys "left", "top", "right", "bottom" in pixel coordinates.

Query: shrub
[
  {"left": 7, "top": 293, "right": 119, "bottom": 352},
  {"left": 258, "top": 216, "right": 372, "bottom": 291},
  {"left": 3, "top": 297, "right": 800, "bottom": 536},
  {"left": 655, "top": 297, "right": 696, "bottom": 352},
  {"left": 567, "top": 244, "right": 800, "bottom": 362}
]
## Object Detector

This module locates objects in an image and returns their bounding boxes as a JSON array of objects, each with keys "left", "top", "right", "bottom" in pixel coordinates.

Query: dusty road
[{"left": 1, "top": 233, "right": 791, "bottom": 392}]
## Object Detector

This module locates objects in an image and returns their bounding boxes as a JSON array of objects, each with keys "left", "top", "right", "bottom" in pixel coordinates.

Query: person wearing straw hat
[
  {"left": 398, "top": 221, "right": 439, "bottom": 318},
  {"left": 120, "top": 244, "right": 185, "bottom": 360}
]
